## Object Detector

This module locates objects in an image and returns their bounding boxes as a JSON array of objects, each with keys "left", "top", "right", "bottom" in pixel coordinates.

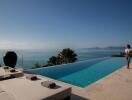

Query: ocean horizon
[{"left": 0, "top": 48, "right": 124, "bottom": 70}]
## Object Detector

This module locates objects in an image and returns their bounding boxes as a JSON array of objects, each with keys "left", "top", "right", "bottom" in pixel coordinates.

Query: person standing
[{"left": 125, "top": 44, "right": 132, "bottom": 69}]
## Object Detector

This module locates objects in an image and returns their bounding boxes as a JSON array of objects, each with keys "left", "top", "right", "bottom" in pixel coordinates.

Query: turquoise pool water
[{"left": 29, "top": 57, "right": 130, "bottom": 87}]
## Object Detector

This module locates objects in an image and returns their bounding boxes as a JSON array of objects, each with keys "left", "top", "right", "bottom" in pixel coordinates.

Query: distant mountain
[
  {"left": 104, "top": 46, "right": 124, "bottom": 50},
  {"left": 81, "top": 47, "right": 102, "bottom": 50},
  {"left": 81, "top": 46, "right": 124, "bottom": 50}
]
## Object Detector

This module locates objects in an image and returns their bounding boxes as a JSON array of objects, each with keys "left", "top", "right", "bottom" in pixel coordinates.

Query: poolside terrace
[
  {"left": 70, "top": 63, "right": 132, "bottom": 100},
  {"left": 0, "top": 63, "right": 132, "bottom": 100}
]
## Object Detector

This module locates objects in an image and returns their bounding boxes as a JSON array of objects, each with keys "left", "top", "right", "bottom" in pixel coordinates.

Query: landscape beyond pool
[
  {"left": 29, "top": 57, "right": 129, "bottom": 87},
  {"left": 0, "top": 49, "right": 123, "bottom": 69}
]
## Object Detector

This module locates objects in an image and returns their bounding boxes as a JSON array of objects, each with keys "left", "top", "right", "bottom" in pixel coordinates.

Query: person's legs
[
  {"left": 128, "top": 57, "right": 131, "bottom": 68},
  {"left": 127, "top": 57, "right": 131, "bottom": 69},
  {"left": 126, "top": 57, "right": 129, "bottom": 69}
]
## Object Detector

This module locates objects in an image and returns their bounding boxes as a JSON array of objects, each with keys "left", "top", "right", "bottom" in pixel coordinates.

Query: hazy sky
[{"left": 0, "top": 0, "right": 132, "bottom": 50}]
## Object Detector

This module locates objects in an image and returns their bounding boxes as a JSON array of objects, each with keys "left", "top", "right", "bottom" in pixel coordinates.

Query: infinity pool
[{"left": 29, "top": 57, "right": 128, "bottom": 87}]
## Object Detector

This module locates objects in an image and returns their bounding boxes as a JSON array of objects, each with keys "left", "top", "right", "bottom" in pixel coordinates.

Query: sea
[{"left": 0, "top": 48, "right": 124, "bottom": 70}]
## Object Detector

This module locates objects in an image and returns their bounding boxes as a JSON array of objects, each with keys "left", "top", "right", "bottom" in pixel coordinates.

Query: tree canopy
[
  {"left": 47, "top": 48, "right": 77, "bottom": 66},
  {"left": 32, "top": 48, "right": 77, "bottom": 69}
]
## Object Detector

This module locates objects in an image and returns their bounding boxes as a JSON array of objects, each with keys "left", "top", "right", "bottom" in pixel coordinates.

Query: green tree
[
  {"left": 32, "top": 62, "right": 41, "bottom": 69},
  {"left": 48, "top": 56, "right": 58, "bottom": 65},
  {"left": 46, "top": 48, "right": 77, "bottom": 67},
  {"left": 58, "top": 48, "right": 77, "bottom": 64}
]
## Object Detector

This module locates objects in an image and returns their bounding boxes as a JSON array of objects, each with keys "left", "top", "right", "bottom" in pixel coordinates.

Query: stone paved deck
[{"left": 70, "top": 63, "right": 132, "bottom": 100}]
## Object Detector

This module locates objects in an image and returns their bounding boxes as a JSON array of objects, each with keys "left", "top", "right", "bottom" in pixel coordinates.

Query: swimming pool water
[{"left": 29, "top": 57, "right": 129, "bottom": 87}]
